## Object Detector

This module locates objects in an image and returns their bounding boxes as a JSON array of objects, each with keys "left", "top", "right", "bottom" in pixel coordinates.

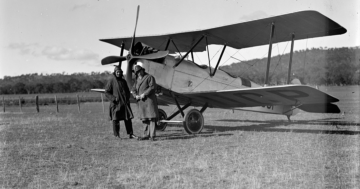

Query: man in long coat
[
  {"left": 105, "top": 66, "right": 137, "bottom": 139},
  {"left": 131, "top": 65, "right": 159, "bottom": 141}
]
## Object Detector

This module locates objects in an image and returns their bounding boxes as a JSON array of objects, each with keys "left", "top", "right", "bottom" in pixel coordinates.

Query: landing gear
[
  {"left": 286, "top": 115, "right": 291, "bottom": 122},
  {"left": 159, "top": 94, "right": 206, "bottom": 134},
  {"left": 156, "top": 109, "right": 167, "bottom": 131},
  {"left": 183, "top": 109, "right": 204, "bottom": 134}
]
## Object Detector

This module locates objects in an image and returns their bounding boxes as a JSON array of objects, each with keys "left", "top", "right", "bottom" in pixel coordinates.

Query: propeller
[
  {"left": 100, "top": 5, "right": 168, "bottom": 67},
  {"left": 118, "top": 42, "right": 125, "bottom": 66},
  {"left": 134, "top": 51, "right": 169, "bottom": 60},
  {"left": 130, "top": 5, "right": 140, "bottom": 55},
  {"left": 101, "top": 51, "right": 168, "bottom": 65},
  {"left": 101, "top": 56, "right": 127, "bottom": 65}
]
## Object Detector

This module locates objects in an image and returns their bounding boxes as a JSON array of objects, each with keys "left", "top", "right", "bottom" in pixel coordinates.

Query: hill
[
  {"left": 0, "top": 72, "right": 111, "bottom": 94},
  {"left": 220, "top": 47, "right": 360, "bottom": 85},
  {"left": 1, "top": 47, "right": 359, "bottom": 95}
]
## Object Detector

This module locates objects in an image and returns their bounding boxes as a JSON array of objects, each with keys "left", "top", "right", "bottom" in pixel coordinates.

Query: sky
[{"left": 0, "top": 0, "right": 359, "bottom": 79}]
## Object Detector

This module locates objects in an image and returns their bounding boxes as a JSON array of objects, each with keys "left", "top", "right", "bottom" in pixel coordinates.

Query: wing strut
[
  {"left": 200, "top": 102, "right": 208, "bottom": 113},
  {"left": 205, "top": 36, "right": 212, "bottom": 74},
  {"left": 265, "top": 22, "right": 275, "bottom": 86},
  {"left": 171, "top": 39, "right": 183, "bottom": 59},
  {"left": 173, "top": 35, "right": 205, "bottom": 68},
  {"left": 210, "top": 44, "right": 227, "bottom": 77},
  {"left": 171, "top": 93, "right": 186, "bottom": 117},
  {"left": 287, "top": 33, "right": 295, "bottom": 84},
  {"left": 165, "top": 38, "right": 171, "bottom": 50},
  {"left": 166, "top": 101, "right": 191, "bottom": 120},
  {"left": 172, "top": 34, "right": 227, "bottom": 77}
]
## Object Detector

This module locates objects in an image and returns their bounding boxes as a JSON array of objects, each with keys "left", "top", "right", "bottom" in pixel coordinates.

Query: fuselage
[
  {"left": 129, "top": 55, "right": 260, "bottom": 93},
  {"left": 125, "top": 55, "right": 299, "bottom": 117}
]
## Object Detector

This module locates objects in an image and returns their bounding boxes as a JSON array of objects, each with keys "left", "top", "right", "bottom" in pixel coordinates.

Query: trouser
[
  {"left": 142, "top": 119, "right": 156, "bottom": 138},
  {"left": 112, "top": 119, "right": 133, "bottom": 137}
]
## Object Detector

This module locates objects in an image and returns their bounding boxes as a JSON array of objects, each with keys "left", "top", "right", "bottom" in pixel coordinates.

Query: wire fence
[{"left": 2, "top": 93, "right": 107, "bottom": 113}]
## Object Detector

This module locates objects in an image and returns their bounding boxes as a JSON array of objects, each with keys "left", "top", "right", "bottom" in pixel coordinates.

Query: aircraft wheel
[
  {"left": 183, "top": 109, "right": 204, "bottom": 134},
  {"left": 156, "top": 109, "right": 167, "bottom": 131}
]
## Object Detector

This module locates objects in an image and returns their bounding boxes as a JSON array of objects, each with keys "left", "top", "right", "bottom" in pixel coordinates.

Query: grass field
[{"left": 0, "top": 86, "right": 359, "bottom": 188}]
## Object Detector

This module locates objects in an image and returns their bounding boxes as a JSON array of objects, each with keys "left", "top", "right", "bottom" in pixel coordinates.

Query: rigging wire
[
  {"left": 216, "top": 23, "right": 272, "bottom": 78},
  {"left": 156, "top": 39, "right": 167, "bottom": 51},
  {"left": 221, "top": 23, "right": 270, "bottom": 66},
  {"left": 269, "top": 41, "right": 290, "bottom": 81},
  {"left": 235, "top": 51, "right": 248, "bottom": 62},
  {"left": 190, "top": 24, "right": 272, "bottom": 91},
  {"left": 195, "top": 53, "right": 203, "bottom": 64},
  {"left": 303, "top": 37, "right": 308, "bottom": 80},
  {"left": 210, "top": 47, "right": 222, "bottom": 62},
  {"left": 227, "top": 50, "right": 268, "bottom": 76}
]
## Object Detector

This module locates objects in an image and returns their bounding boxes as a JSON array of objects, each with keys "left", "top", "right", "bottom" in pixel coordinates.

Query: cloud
[
  {"left": 42, "top": 46, "right": 99, "bottom": 61},
  {"left": 239, "top": 11, "right": 269, "bottom": 22},
  {"left": 71, "top": 4, "right": 89, "bottom": 11},
  {"left": 8, "top": 42, "right": 99, "bottom": 62},
  {"left": 8, "top": 42, "right": 40, "bottom": 55}
]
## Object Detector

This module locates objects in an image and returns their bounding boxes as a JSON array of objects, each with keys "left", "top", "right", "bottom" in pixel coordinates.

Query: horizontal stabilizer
[
  {"left": 91, "top": 89, "right": 105, "bottom": 93},
  {"left": 298, "top": 103, "right": 341, "bottom": 113}
]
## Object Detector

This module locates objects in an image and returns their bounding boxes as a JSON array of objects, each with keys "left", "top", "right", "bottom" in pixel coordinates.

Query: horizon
[{"left": 2, "top": 45, "right": 359, "bottom": 79}]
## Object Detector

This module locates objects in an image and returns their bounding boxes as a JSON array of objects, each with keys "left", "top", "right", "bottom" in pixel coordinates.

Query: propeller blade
[
  {"left": 133, "top": 50, "right": 169, "bottom": 60},
  {"left": 130, "top": 5, "right": 140, "bottom": 55},
  {"left": 119, "top": 42, "right": 125, "bottom": 67},
  {"left": 101, "top": 56, "right": 127, "bottom": 65}
]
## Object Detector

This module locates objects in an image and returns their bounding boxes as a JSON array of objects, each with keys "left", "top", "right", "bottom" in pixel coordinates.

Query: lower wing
[
  {"left": 90, "top": 89, "right": 105, "bottom": 93},
  {"left": 91, "top": 88, "right": 170, "bottom": 106},
  {"left": 177, "top": 85, "right": 340, "bottom": 113}
]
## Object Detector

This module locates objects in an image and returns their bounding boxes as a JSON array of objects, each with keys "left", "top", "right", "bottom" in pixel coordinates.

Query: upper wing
[
  {"left": 101, "top": 11, "right": 346, "bottom": 53},
  {"left": 177, "top": 85, "right": 339, "bottom": 112}
]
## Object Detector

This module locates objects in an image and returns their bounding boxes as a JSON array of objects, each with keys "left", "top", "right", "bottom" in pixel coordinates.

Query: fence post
[
  {"left": 35, "top": 95, "right": 39, "bottom": 113},
  {"left": 2, "top": 96, "right": 5, "bottom": 113},
  {"left": 77, "top": 94, "right": 80, "bottom": 113},
  {"left": 101, "top": 93, "right": 105, "bottom": 113},
  {"left": 19, "top": 96, "right": 22, "bottom": 112},
  {"left": 55, "top": 95, "right": 59, "bottom": 113}
]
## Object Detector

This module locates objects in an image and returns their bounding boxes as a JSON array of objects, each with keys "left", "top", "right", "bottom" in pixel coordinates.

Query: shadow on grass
[
  {"left": 153, "top": 124, "right": 233, "bottom": 140},
  {"left": 209, "top": 119, "right": 360, "bottom": 135},
  {"left": 156, "top": 131, "right": 232, "bottom": 141}
]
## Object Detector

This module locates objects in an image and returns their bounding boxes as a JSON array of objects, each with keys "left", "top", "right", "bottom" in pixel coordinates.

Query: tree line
[
  {"left": 220, "top": 47, "right": 360, "bottom": 85},
  {"left": 1, "top": 47, "right": 359, "bottom": 95},
  {"left": 0, "top": 72, "right": 111, "bottom": 94}
]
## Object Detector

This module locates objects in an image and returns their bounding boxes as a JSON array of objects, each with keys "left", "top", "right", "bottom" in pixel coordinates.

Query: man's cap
[
  {"left": 134, "top": 65, "right": 144, "bottom": 74},
  {"left": 114, "top": 66, "right": 122, "bottom": 72}
]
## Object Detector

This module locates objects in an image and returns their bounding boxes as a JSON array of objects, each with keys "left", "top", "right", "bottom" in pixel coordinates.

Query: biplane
[{"left": 93, "top": 6, "right": 347, "bottom": 134}]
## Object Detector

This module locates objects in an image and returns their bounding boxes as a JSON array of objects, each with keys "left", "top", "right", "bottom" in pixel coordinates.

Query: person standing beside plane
[
  {"left": 105, "top": 66, "right": 137, "bottom": 139},
  {"left": 131, "top": 65, "right": 159, "bottom": 141}
]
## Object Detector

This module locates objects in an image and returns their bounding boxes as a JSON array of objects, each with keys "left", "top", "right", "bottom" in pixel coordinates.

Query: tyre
[
  {"left": 183, "top": 109, "right": 204, "bottom": 134},
  {"left": 156, "top": 109, "right": 167, "bottom": 131}
]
